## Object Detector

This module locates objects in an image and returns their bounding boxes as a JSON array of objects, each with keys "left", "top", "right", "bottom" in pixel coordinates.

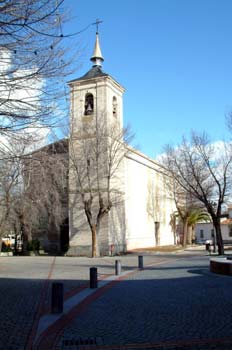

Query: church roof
[
  {"left": 28, "top": 138, "right": 68, "bottom": 156},
  {"left": 69, "top": 66, "right": 109, "bottom": 83}
]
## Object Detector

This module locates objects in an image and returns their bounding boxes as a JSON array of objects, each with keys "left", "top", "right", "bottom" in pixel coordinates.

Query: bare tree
[
  {"left": 70, "top": 114, "right": 133, "bottom": 257},
  {"left": 0, "top": 137, "right": 29, "bottom": 250},
  {"left": 0, "top": 156, "right": 20, "bottom": 249},
  {"left": 0, "top": 134, "right": 68, "bottom": 252},
  {"left": 21, "top": 139, "right": 68, "bottom": 251},
  {"left": 0, "top": 0, "right": 76, "bottom": 137},
  {"left": 0, "top": 0, "right": 78, "bottom": 251},
  {"left": 162, "top": 132, "right": 232, "bottom": 255}
]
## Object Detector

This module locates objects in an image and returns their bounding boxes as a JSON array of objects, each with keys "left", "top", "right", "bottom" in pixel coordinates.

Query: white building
[
  {"left": 195, "top": 207, "right": 232, "bottom": 243},
  {"left": 67, "top": 33, "right": 177, "bottom": 256}
]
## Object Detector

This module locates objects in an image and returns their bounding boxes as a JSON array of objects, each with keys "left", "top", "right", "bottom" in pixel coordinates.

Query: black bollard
[
  {"left": 51, "top": 282, "right": 63, "bottom": 313},
  {"left": 138, "top": 255, "right": 144, "bottom": 269},
  {"left": 90, "top": 267, "right": 98, "bottom": 288},
  {"left": 205, "top": 243, "right": 210, "bottom": 251},
  {"left": 208, "top": 245, "right": 212, "bottom": 255},
  {"left": 115, "top": 260, "right": 121, "bottom": 275}
]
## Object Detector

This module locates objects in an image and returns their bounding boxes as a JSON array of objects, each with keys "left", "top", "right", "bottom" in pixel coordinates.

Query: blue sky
[{"left": 63, "top": 0, "right": 232, "bottom": 158}]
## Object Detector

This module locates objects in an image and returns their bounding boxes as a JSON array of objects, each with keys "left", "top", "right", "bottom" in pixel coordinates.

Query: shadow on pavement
[{"left": 1, "top": 255, "right": 231, "bottom": 350}]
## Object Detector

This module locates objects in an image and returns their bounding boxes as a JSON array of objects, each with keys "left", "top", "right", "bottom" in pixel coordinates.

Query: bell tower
[
  {"left": 68, "top": 31, "right": 125, "bottom": 136},
  {"left": 68, "top": 30, "right": 126, "bottom": 256}
]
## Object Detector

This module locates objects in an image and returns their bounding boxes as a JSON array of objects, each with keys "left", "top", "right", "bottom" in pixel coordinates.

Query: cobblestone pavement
[
  {"left": 0, "top": 256, "right": 58, "bottom": 349},
  {"left": 0, "top": 252, "right": 182, "bottom": 349},
  {"left": 0, "top": 247, "right": 230, "bottom": 350},
  {"left": 53, "top": 251, "right": 232, "bottom": 350}
]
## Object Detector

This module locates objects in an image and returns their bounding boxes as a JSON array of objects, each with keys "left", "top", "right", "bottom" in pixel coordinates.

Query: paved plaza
[{"left": 0, "top": 248, "right": 232, "bottom": 350}]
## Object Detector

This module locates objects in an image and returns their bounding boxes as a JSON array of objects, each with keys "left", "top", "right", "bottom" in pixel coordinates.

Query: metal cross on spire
[{"left": 92, "top": 19, "right": 103, "bottom": 34}]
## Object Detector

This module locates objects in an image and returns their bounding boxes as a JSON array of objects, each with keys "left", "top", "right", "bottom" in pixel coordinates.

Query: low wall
[{"left": 210, "top": 257, "right": 232, "bottom": 276}]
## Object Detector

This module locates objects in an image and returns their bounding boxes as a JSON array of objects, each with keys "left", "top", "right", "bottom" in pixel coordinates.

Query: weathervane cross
[{"left": 92, "top": 19, "right": 103, "bottom": 34}]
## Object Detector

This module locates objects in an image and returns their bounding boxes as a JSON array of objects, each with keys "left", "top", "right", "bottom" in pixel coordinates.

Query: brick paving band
[
  {"left": 35, "top": 272, "right": 141, "bottom": 349},
  {"left": 26, "top": 256, "right": 56, "bottom": 350}
]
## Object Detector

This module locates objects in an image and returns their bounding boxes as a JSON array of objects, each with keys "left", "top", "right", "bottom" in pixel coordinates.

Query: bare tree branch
[{"left": 162, "top": 132, "right": 232, "bottom": 255}]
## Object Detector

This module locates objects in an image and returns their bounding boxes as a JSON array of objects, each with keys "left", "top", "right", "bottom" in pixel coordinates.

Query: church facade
[{"left": 67, "top": 33, "right": 177, "bottom": 256}]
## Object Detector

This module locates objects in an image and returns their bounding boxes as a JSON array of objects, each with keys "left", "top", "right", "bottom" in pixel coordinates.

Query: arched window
[
  {"left": 113, "top": 96, "right": 117, "bottom": 117},
  {"left": 84, "top": 93, "right": 94, "bottom": 115}
]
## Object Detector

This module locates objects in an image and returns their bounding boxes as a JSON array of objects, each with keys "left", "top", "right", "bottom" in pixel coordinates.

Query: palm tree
[
  {"left": 187, "top": 208, "right": 210, "bottom": 244},
  {"left": 175, "top": 207, "right": 210, "bottom": 247}
]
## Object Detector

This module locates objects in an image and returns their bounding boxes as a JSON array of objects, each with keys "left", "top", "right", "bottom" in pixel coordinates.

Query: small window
[
  {"left": 84, "top": 93, "right": 94, "bottom": 115},
  {"left": 200, "top": 230, "right": 204, "bottom": 238},
  {"left": 113, "top": 96, "right": 117, "bottom": 117},
  {"left": 211, "top": 229, "right": 214, "bottom": 238}
]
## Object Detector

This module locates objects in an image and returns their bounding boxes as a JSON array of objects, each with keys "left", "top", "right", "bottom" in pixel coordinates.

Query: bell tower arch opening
[{"left": 84, "top": 93, "right": 94, "bottom": 115}]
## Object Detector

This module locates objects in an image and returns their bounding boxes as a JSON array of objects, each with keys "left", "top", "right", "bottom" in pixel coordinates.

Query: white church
[{"left": 66, "top": 32, "right": 177, "bottom": 256}]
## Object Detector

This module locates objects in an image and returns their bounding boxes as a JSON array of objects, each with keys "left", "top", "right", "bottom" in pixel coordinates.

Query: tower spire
[{"left": 91, "top": 19, "right": 104, "bottom": 67}]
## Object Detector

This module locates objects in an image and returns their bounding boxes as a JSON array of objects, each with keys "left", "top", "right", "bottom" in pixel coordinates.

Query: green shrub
[{"left": 27, "top": 239, "right": 40, "bottom": 252}]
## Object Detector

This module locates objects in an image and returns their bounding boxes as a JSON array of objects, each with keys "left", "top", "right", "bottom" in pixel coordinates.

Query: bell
[{"left": 86, "top": 103, "right": 93, "bottom": 115}]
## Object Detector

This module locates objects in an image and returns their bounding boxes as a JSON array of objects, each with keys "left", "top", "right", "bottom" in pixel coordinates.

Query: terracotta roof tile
[{"left": 221, "top": 218, "right": 232, "bottom": 225}]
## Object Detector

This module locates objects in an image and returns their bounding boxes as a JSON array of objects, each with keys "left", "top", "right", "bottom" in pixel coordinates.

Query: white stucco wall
[
  {"left": 68, "top": 70, "right": 177, "bottom": 255},
  {"left": 124, "top": 149, "right": 176, "bottom": 250},
  {"left": 195, "top": 222, "right": 231, "bottom": 242}
]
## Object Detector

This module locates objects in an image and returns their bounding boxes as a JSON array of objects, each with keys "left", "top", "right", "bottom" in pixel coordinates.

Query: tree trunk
[
  {"left": 155, "top": 221, "right": 160, "bottom": 246},
  {"left": 183, "top": 219, "right": 188, "bottom": 247},
  {"left": 19, "top": 213, "right": 31, "bottom": 252},
  {"left": 91, "top": 224, "right": 99, "bottom": 258},
  {"left": 213, "top": 219, "right": 224, "bottom": 255},
  {"left": 21, "top": 223, "right": 28, "bottom": 252},
  {"left": 187, "top": 225, "right": 192, "bottom": 245},
  {"left": 192, "top": 225, "right": 196, "bottom": 243}
]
